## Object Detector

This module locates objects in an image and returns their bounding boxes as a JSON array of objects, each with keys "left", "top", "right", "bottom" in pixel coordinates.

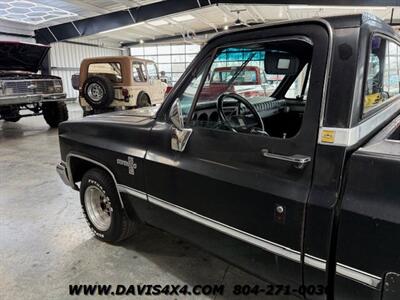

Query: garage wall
[{"left": 50, "top": 39, "right": 124, "bottom": 99}]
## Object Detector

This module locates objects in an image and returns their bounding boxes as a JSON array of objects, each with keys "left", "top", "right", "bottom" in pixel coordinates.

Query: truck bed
[
  {"left": 358, "top": 113, "right": 400, "bottom": 157},
  {"left": 334, "top": 112, "right": 400, "bottom": 291}
]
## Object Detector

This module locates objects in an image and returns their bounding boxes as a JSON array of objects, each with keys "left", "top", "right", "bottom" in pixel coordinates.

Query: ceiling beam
[
  {"left": 35, "top": 0, "right": 400, "bottom": 44},
  {"left": 35, "top": 0, "right": 210, "bottom": 44}
]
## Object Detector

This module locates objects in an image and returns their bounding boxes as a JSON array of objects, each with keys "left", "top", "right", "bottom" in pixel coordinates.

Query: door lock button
[{"left": 274, "top": 204, "right": 286, "bottom": 224}]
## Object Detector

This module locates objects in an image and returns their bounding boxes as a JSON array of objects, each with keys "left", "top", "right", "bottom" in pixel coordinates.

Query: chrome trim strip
[
  {"left": 56, "top": 161, "right": 71, "bottom": 187},
  {"left": 147, "top": 194, "right": 302, "bottom": 263},
  {"left": 304, "top": 254, "right": 326, "bottom": 271},
  {"left": 336, "top": 263, "right": 381, "bottom": 288},
  {"left": 117, "top": 184, "right": 147, "bottom": 200},
  {"left": 65, "top": 153, "right": 125, "bottom": 208},
  {"left": 319, "top": 100, "right": 400, "bottom": 146},
  {"left": 0, "top": 93, "right": 68, "bottom": 106},
  {"left": 62, "top": 154, "right": 382, "bottom": 288},
  {"left": 147, "top": 194, "right": 381, "bottom": 288}
]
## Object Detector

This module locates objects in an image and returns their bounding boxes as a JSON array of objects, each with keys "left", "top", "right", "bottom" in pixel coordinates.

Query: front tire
[
  {"left": 42, "top": 102, "right": 68, "bottom": 128},
  {"left": 80, "top": 168, "right": 137, "bottom": 243}
]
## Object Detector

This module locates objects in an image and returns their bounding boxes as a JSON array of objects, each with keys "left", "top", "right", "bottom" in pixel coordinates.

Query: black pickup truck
[{"left": 57, "top": 14, "right": 400, "bottom": 299}]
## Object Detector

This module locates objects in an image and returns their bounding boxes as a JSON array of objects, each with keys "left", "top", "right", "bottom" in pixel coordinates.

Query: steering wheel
[{"left": 217, "top": 92, "right": 266, "bottom": 134}]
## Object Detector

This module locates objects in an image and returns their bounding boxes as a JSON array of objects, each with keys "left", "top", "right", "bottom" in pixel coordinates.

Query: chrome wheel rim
[
  {"left": 87, "top": 83, "right": 104, "bottom": 102},
  {"left": 84, "top": 185, "right": 112, "bottom": 231}
]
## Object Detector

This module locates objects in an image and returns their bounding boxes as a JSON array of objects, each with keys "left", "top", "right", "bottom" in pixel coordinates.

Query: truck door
[{"left": 145, "top": 23, "right": 330, "bottom": 286}]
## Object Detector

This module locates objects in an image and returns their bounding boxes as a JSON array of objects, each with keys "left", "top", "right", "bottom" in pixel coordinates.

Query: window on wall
[
  {"left": 130, "top": 44, "right": 201, "bottom": 86},
  {"left": 364, "top": 36, "right": 400, "bottom": 115}
]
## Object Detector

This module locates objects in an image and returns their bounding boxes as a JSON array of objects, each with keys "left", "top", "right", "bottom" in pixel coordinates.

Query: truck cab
[{"left": 57, "top": 14, "right": 400, "bottom": 299}]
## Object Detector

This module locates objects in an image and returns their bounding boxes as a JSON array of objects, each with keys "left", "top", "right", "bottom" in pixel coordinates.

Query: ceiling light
[
  {"left": 99, "top": 22, "right": 144, "bottom": 34},
  {"left": 139, "top": 39, "right": 144, "bottom": 44},
  {"left": 147, "top": 19, "right": 169, "bottom": 26},
  {"left": 288, "top": 5, "right": 387, "bottom": 10},
  {"left": 0, "top": 0, "right": 76, "bottom": 25},
  {"left": 172, "top": 14, "right": 194, "bottom": 22}
]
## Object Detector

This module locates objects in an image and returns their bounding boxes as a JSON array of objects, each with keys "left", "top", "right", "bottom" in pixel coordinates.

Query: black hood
[{"left": 0, "top": 41, "right": 50, "bottom": 73}]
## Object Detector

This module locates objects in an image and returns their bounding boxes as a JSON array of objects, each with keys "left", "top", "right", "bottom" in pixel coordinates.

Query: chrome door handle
[{"left": 261, "top": 149, "right": 311, "bottom": 169}]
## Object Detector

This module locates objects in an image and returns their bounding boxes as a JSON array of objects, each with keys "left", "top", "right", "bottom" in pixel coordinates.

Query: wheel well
[
  {"left": 137, "top": 91, "right": 150, "bottom": 102},
  {"left": 68, "top": 155, "right": 142, "bottom": 221},
  {"left": 69, "top": 157, "right": 98, "bottom": 184}
]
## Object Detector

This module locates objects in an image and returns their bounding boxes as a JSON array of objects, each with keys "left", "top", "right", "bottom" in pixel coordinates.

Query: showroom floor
[{"left": 0, "top": 103, "right": 292, "bottom": 300}]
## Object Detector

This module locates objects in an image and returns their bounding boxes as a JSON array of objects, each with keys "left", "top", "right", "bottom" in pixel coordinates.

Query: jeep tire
[
  {"left": 80, "top": 168, "right": 137, "bottom": 243},
  {"left": 83, "top": 76, "right": 114, "bottom": 109},
  {"left": 42, "top": 101, "right": 68, "bottom": 128}
]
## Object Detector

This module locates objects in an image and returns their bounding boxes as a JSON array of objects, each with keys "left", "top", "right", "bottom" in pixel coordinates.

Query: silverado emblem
[
  {"left": 116, "top": 157, "right": 137, "bottom": 175},
  {"left": 28, "top": 84, "right": 37, "bottom": 89}
]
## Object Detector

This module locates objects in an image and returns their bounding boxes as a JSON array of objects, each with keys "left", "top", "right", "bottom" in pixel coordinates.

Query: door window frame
[
  {"left": 87, "top": 62, "right": 122, "bottom": 83},
  {"left": 183, "top": 36, "right": 314, "bottom": 142},
  {"left": 132, "top": 61, "right": 147, "bottom": 83},
  {"left": 360, "top": 33, "right": 400, "bottom": 120},
  {"left": 146, "top": 62, "right": 160, "bottom": 80}
]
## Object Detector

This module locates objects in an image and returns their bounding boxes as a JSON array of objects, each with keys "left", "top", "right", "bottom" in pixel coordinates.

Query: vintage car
[
  {"left": 0, "top": 41, "right": 68, "bottom": 127},
  {"left": 199, "top": 65, "right": 274, "bottom": 101},
  {"left": 72, "top": 56, "right": 167, "bottom": 115},
  {"left": 57, "top": 14, "right": 400, "bottom": 299}
]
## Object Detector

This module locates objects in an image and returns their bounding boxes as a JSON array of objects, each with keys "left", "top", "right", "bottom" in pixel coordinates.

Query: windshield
[{"left": 198, "top": 48, "right": 287, "bottom": 102}]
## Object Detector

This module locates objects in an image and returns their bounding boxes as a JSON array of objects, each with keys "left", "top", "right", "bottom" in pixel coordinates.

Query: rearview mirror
[
  {"left": 169, "top": 99, "right": 184, "bottom": 130},
  {"left": 265, "top": 51, "right": 300, "bottom": 76}
]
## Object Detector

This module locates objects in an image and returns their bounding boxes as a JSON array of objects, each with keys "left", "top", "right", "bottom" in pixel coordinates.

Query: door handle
[{"left": 261, "top": 149, "right": 311, "bottom": 169}]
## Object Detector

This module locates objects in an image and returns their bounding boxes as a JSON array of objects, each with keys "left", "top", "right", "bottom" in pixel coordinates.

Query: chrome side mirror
[
  {"left": 169, "top": 99, "right": 184, "bottom": 130},
  {"left": 169, "top": 99, "right": 192, "bottom": 152}
]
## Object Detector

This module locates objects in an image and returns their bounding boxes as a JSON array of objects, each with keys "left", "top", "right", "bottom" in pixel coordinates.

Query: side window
[
  {"left": 285, "top": 64, "right": 310, "bottom": 99},
  {"left": 88, "top": 62, "right": 122, "bottom": 83},
  {"left": 147, "top": 63, "right": 159, "bottom": 79},
  {"left": 177, "top": 67, "right": 206, "bottom": 119},
  {"left": 132, "top": 62, "right": 147, "bottom": 82},
  {"left": 364, "top": 36, "right": 400, "bottom": 115},
  {"left": 185, "top": 41, "right": 312, "bottom": 139}
]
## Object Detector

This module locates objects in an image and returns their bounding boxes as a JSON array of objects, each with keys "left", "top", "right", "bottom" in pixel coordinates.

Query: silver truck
[{"left": 0, "top": 41, "right": 68, "bottom": 127}]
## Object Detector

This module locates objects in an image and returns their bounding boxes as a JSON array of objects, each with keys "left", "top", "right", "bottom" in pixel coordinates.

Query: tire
[
  {"left": 42, "top": 102, "right": 68, "bottom": 128},
  {"left": 80, "top": 168, "right": 137, "bottom": 243},
  {"left": 137, "top": 92, "right": 151, "bottom": 108},
  {"left": 2, "top": 106, "right": 21, "bottom": 122},
  {"left": 82, "top": 110, "right": 93, "bottom": 117},
  {"left": 4, "top": 114, "right": 21, "bottom": 122},
  {"left": 83, "top": 76, "right": 114, "bottom": 109}
]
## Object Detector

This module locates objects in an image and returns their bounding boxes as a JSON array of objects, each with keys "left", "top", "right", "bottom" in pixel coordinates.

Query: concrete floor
[{"left": 0, "top": 104, "right": 290, "bottom": 300}]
